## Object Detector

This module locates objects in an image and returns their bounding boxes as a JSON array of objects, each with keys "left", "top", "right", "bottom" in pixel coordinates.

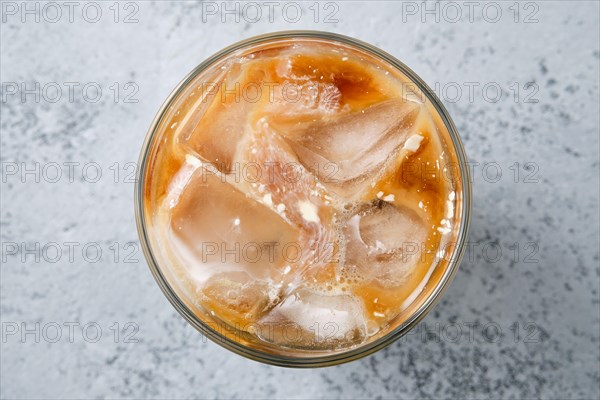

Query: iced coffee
[{"left": 138, "top": 33, "right": 468, "bottom": 359}]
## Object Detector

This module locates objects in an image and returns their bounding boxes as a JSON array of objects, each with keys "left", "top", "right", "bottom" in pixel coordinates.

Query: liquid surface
[{"left": 143, "top": 38, "right": 463, "bottom": 352}]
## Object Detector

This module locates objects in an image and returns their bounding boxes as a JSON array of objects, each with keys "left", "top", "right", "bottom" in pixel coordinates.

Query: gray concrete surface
[{"left": 1, "top": 1, "right": 599, "bottom": 399}]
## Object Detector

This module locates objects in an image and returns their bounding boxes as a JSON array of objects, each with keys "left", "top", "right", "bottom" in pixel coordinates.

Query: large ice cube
[
  {"left": 167, "top": 157, "right": 301, "bottom": 280},
  {"left": 231, "top": 118, "right": 339, "bottom": 285},
  {"left": 343, "top": 201, "right": 428, "bottom": 286},
  {"left": 274, "top": 99, "right": 421, "bottom": 198},
  {"left": 257, "top": 288, "right": 367, "bottom": 349},
  {"left": 179, "top": 56, "right": 275, "bottom": 173}
]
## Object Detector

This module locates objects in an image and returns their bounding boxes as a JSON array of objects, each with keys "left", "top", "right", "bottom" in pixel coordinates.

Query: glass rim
[{"left": 134, "top": 30, "right": 472, "bottom": 368}]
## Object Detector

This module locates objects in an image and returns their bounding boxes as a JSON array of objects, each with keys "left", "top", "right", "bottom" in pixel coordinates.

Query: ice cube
[
  {"left": 275, "top": 99, "right": 421, "bottom": 199},
  {"left": 200, "top": 271, "right": 280, "bottom": 328},
  {"left": 257, "top": 288, "right": 367, "bottom": 349},
  {"left": 181, "top": 89, "right": 252, "bottom": 173},
  {"left": 270, "top": 46, "right": 400, "bottom": 113},
  {"left": 166, "top": 156, "right": 301, "bottom": 284},
  {"left": 343, "top": 201, "right": 428, "bottom": 286},
  {"left": 231, "top": 118, "right": 339, "bottom": 285},
  {"left": 179, "top": 57, "right": 270, "bottom": 173},
  {"left": 266, "top": 80, "right": 343, "bottom": 116}
]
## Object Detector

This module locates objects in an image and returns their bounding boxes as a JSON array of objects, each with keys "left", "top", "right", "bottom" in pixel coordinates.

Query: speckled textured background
[{"left": 1, "top": 1, "right": 599, "bottom": 399}]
